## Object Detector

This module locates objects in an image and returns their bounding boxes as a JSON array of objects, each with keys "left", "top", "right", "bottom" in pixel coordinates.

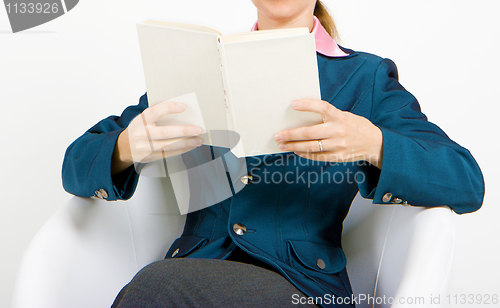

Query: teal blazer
[{"left": 62, "top": 50, "right": 484, "bottom": 307}]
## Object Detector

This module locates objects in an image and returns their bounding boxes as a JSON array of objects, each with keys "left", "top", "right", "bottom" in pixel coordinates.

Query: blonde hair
[{"left": 314, "top": 1, "right": 339, "bottom": 41}]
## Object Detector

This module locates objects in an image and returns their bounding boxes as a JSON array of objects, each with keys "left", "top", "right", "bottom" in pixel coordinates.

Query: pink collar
[{"left": 251, "top": 16, "right": 348, "bottom": 58}]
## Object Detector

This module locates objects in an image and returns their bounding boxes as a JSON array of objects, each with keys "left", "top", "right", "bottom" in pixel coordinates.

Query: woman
[{"left": 62, "top": 0, "right": 484, "bottom": 307}]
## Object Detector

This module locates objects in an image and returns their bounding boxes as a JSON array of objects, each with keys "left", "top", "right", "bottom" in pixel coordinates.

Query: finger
[
  {"left": 148, "top": 125, "right": 204, "bottom": 140},
  {"left": 294, "top": 152, "right": 355, "bottom": 163},
  {"left": 130, "top": 137, "right": 202, "bottom": 162},
  {"left": 150, "top": 137, "right": 203, "bottom": 152},
  {"left": 278, "top": 139, "right": 325, "bottom": 153},
  {"left": 274, "top": 123, "right": 330, "bottom": 142},
  {"left": 292, "top": 99, "right": 341, "bottom": 119},
  {"left": 138, "top": 146, "right": 198, "bottom": 164},
  {"left": 142, "top": 101, "right": 187, "bottom": 124},
  {"left": 294, "top": 152, "right": 338, "bottom": 163},
  {"left": 160, "top": 146, "right": 199, "bottom": 159}
]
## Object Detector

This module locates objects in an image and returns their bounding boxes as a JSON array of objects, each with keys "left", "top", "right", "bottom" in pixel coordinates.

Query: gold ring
[{"left": 318, "top": 139, "right": 324, "bottom": 152}]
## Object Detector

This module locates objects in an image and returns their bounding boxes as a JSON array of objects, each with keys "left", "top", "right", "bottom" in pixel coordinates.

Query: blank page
[
  {"left": 137, "top": 23, "right": 228, "bottom": 144},
  {"left": 221, "top": 32, "right": 322, "bottom": 157}
]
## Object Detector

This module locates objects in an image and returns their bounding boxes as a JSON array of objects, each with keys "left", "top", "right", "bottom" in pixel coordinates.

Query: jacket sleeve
[
  {"left": 357, "top": 58, "right": 484, "bottom": 214},
  {"left": 61, "top": 94, "right": 149, "bottom": 201}
]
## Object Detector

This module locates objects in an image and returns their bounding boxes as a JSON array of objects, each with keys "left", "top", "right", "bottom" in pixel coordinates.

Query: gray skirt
[{"left": 111, "top": 253, "right": 320, "bottom": 308}]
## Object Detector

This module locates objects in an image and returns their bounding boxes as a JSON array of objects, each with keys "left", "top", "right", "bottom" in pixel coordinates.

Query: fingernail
[
  {"left": 274, "top": 134, "right": 282, "bottom": 142},
  {"left": 279, "top": 143, "right": 287, "bottom": 150},
  {"left": 178, "top": 103, "right": 187, "bottom": 111},
  {"left": 292, "top": 101, "right": 300, "bottom": 109},
  {"left": 193, "top": 127, "right": 203, "bottom": 135}
]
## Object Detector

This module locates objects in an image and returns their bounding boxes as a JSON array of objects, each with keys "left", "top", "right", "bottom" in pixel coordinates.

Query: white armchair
[{"left": 12, "top": 174, "right": 455, "bottom": 308}]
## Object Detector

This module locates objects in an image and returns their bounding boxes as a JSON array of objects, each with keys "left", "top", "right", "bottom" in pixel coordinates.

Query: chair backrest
[{"left": 12, "top": 175, "right": 455, "bottom": 308}]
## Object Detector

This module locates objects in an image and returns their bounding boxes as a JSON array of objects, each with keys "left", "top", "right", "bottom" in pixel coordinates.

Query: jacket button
[
  {"left": 233, "top": 223, "right": 247, "bottom": 236},
  {"left": 240, "top": 175, "right": 253, "bottom": 185},
  {"left": 317, "top": 259, "right": 326, "bottom": 270},
  {"left": 171, "top": 248, "right": 180, "bottom": 257},
  {"left": 382, "top": 193, "right": 393, "bottom": 203}
]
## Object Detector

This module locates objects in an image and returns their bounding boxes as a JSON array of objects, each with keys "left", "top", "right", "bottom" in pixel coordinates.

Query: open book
[{"left": 136, "top": 20, "right": 322, "bottom": 157}]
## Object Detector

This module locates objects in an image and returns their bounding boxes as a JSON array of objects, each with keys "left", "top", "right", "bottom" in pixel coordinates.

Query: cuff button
[
  {"left": 391, "top": 197, "right": 403, "bottom": 204},
  {"left": 382, "top": 193, "right": 393, "bottom": 203},
  {"left": 171, "top": 248, "right": 180, "bottom": 257},
  {"left": 99, "top": 189, "right": 108, "bottom": 199},
  {"left": 94, "top": 190, "right": 103, "bottom": 199}
]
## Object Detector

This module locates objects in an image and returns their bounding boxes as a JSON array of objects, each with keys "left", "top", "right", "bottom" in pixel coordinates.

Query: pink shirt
[{"left": 251, "top": 16, "right": 348, "bottom": 58}]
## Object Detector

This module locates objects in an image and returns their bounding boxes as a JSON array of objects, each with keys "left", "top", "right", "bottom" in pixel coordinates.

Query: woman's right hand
[{"left": 112, "top": 101, "right": 204, "bottom": 175}]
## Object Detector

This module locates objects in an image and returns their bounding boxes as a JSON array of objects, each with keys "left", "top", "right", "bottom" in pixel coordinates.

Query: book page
[
  {"left": 136, "top": 23, "right": 227, "bottom": 145},
  {"left": 220, "top": 32, "right": 322, "bottom": 157},
  {"left": 220, "top": 27, "right": 308, "bottom": 44},
  {"left": 144, "top": 20, "right": 221, "bottom": 36}
]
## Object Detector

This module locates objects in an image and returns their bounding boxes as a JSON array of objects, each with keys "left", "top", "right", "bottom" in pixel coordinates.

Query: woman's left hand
[{"left": 274, "top": 99, "right": 384, "bottom": 169}]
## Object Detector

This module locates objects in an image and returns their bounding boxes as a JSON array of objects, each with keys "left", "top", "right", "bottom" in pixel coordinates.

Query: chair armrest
[
  {"left": 12, "top": 175, "right": 185, "bottom": 308},
  {"left": 387, "top": 206, "right": 455, "bottom": 308},
  {"left": 343, "top": 195, "right": 455, "bottom": 308}
]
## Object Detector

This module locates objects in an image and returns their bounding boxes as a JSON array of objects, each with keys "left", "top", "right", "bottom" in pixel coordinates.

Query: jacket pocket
[
  {"left": 165, "top": 235, "right": 207, "bottom": 259},
  {"left": 287, "top": 240, "right": 346, "bottom": 274}
]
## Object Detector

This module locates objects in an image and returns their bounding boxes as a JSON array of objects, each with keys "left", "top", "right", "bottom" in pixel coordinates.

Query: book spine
[{"left": 217, "top": 39, "right": 239, "bottom": 151}]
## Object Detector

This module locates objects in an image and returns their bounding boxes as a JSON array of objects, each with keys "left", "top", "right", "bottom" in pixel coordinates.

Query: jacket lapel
[{"left": 317, "top": 54, "right": 367, "bottom": 110}]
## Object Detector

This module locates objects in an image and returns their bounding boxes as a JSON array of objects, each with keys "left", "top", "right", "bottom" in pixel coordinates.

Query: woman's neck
[{"left": 256, "top": 11, "right": 314, "bottom": 32}]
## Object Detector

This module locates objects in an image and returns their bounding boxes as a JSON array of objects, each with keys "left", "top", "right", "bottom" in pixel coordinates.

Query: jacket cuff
[
  {"left": 357, "top": 127, "right": 409, "bottom": 205},
  {"left": 86, "top": 129, "right": 140, "bottom": 201}
]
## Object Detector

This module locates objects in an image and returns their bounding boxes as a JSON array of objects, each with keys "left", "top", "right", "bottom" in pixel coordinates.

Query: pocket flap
[
  {"left": 165, "top": 235, "right": 207, "bottom": 259},
  {"left": 287, "top": 240, "right": 346, "bottom": 274}
]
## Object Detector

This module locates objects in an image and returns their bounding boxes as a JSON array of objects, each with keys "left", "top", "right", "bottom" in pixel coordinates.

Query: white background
[{"left": 0, "top": 0, "right": 498, "bottom": 307}]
